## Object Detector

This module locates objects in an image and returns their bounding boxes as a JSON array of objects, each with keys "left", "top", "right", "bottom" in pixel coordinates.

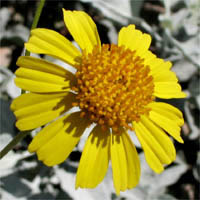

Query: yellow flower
[{"left": 11, "top": 9, "right": 186, "bottom": 194}]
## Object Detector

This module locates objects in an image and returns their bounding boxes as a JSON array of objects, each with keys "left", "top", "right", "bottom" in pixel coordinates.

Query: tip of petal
[
  {"left": 115, "top": 190, "right": 120, "bottom": 196},
  {"left": 62, "top": 9, "right": 72, "bottom": 16},
  {"left": 182, "top": 92, "right": 187, "bottom": 98},
  {"left": 28, "top": 148, "right": 34, "bottom": 154},
  {"left": 10, "top": 102, "right": 15, "bottom": 111},
  {"left": 62, "top": 8, "right": 72, "bottom": 16},
  {"left": 155, "top": 168, "right": 164, "bottom": 174},
  {"left": 166, "top": 61, "right": 172, "bottom": 69},
  {"left": 127, "top": 24, "right": 136, "bottom": 30},
  {"left": 75, "top": 185, "right": 79, "bottom": 190},
  {"left": 28, "top": 139, "right": 39, "bottom": 153},
  {"left": 16, "top": 56, "right": 23, "bottom": 66},
  {"left": 177, "top": 136, "right": 184, "bottom": 144},
  {"left": 15, "top": 121, "right": 28, "bottom": 131},
  {"left": 43, "top": 159, "right": 56, "bottom": 167},
  {"left": 24, "top": 42, "right": 32, "bottom": 53},
  {"left": 174, "top": 92, "right": 187, "bottom": 99},
  {"left": 75, "top": 183, "right": 96, "bottom": 190},
  {"left": 15, "top": 121, "right": 22, "bottom": 130}
]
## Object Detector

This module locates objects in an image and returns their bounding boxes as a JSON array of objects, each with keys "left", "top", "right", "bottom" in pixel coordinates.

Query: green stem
[
  {"left": 25, "top": 0, "right": 46, "bottom": 56},
  {"left": 0, "top": 131, "right": 30, "bottom": 159},
  {"left": 0, "top": 0, "right": 46, "bottom": 159}
]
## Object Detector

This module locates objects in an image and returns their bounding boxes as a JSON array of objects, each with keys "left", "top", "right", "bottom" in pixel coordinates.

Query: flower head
[{"left": 11, "top": 9, "right": 186, "bottom": 194}]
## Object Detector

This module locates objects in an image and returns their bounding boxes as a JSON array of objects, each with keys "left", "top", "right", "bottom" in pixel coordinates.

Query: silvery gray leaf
[
  {"left": 3, "top": 24, "right": 29, "bottom": 43},
  {"left": 195, "top": 95, "right": 200, "bottom": 110},
  {"left": 82, "top": 0, "right": 132, "bottom": 24},
  {"left": 0, "top": 67, "right": 21, "bottom": 98},
  {"left": 55, "top": 166, "right": 114, "bottom": 200},
  {"left": 193, "top": 151, "right": 200, "bottom": 182},
  {"left": 130, "top": 0, "right": 144, "bottom": 17},
  {"left": 1, "top": 172, "right": 32, "bottom": 198},
  {"left": 0, "top": 133, "right": 13, "bottom": 150},
  {"left": 172, "top": 59, "right": 197, "bottom": 82},
  {"left": 154, "top": 194, "right": 178, "bottom": 200},
  {"left": 184, "top": 101, "right": 200, "bottom": 139},
  {"left": 147, "top": 161, "right": 188, "bottom": 197},
  {"left": 0, "top": 7, "right": 13, "bottom": 39},
  {"left": 188, "top": 76, "right": 200, "bottom": 97},
  {"left": 99, "top": 19, "right": 118, "bottom": 44},
  {"left": 129, "top": 153, "right": 188, "bottom": 200}
]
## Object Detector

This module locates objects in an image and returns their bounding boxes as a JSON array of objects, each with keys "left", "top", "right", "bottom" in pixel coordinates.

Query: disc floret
[{"left": 73, "top": 44, "right": 154, "bottom": 131}]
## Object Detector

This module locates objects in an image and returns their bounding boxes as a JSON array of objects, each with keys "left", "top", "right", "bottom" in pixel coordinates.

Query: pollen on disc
[{"left": 73, "top": 44, "right": 155, "bottom": 131}]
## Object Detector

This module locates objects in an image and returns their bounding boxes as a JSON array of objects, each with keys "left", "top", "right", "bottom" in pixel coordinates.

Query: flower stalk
[
  {"left": 25, "top": 0, "right": 46, "bottom": 56},
  {"left": 0, "top": 131, "right": 30, "bottom": 159}
]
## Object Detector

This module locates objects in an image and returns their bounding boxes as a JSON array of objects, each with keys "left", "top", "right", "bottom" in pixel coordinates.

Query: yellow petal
[
  {"left": 17, "top": 56, "right": 75, "bottom": 83},
  {"left": 148, "top": 59, "right": 178, "bottom": 83},
  {"left": 133, "top": 121, "right": 164, "bottom": 173},
  {"left": 11, "top": 92, "right": 68, "bottom": 112},
  {"left": 15, "top": 78, "right": 69, "bottom": 93},
  {"left": 148, "top": 108, "right": 184, "bottom": 143},
  {"left": 76, "top": 125, "right": 110, "bottom": 189},
  {"left": 152, "top": 70, "right": 178, "bottom": 82},
  {"left": 15, "top": 56, "right": 76, "bottom": 93},
  {"left": 149, "top": 60, "right": 172, "bottom": 72},
  {"left": 25, "top": 28, "right": 81, "bottom": 66},
  {"left": 63, "top": 9, "right": 101, "bottom": 54},
  {"left": 134, "top": 119, "right": 172, "bottom": 164},
  {"left": 143, "top": 51, "right": 157, "bottom": 65},
  {"left": 16, "top": 68, "right": 69, "bottom": 85},
  {"left": 154, "top": 82, "right": 186, "bottom": 99},
  {"left": 111, "top": 129, "right": 140, "bottom": 195},
  {"left": 141, "top": 116, "right": 176, "bottom": 161},
  {"left": 118, "top": 25, "right": 151, "bottom": 58},
  {"left": 148, "top": 102, "right": 184, "bottom": 126},
  {"left": 28, "top": 112, "right": 89, "bottom": 166},
  {"left": 144, "top": 116, "right": 176, "bottom": 158},
  {"left": 11, "top": 92, "right": 76, "bottom": 131},
  {"left": 121, "top": 131, "right": 141, "bottom": 189}
]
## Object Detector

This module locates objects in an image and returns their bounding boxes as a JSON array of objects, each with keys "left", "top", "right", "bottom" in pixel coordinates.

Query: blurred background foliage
[{"left": 0, "top": 0, "right": 199, "bottom": 199}]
